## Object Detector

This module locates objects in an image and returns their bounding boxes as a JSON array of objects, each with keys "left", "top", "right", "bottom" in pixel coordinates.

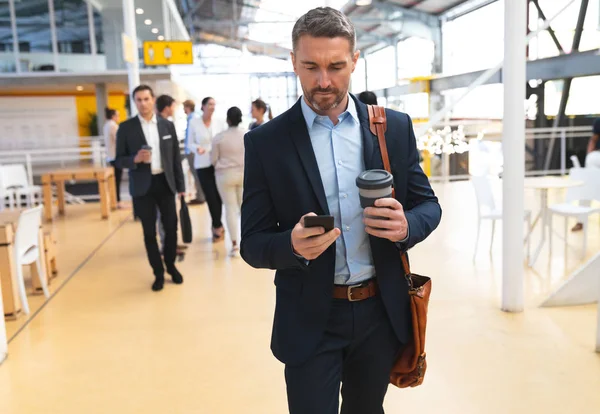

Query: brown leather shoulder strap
[
  {"left": 367, "top": 104, "right": 411, "bottom": 276},
  {"left": 368, "top": 105, "right": 391, "bottom": 176}
]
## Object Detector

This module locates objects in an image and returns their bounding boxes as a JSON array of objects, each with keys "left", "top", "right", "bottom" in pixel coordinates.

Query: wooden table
[
  {"left": 42, "top": 167, "right": 117, "bottom": 222},
  {"left": 0, "top": 270, "right": 7, "bottom": 364},
  {"left": 0, "top": 210, "right": 56, "bottom": 319},
  {"left": 524, "top": 176, "right": 583, "bottom": 267}
]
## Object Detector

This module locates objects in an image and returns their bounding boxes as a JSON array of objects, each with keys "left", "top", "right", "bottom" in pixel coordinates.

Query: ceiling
[
  {"left": 0, "top": 0, "right": 493, "bottom": 65},
  {"left": 177, "top": 0, "right": 480, "bottom": 59}
]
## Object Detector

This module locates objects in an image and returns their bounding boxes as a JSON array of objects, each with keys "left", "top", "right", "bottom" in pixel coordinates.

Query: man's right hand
[
  {"left": 134, "top": 149, "right": 151, "bottom": 164},
  {"left": 197, "top": 147, "right": 206, "bottom": 155},
  {"left": 291, "top": 213, "right": 341, "bottom": 261}
]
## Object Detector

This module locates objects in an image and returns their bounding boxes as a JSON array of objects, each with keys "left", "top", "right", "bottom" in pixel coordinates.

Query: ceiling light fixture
[
  {"left": 355, "top": 0, "right": 372, "bottom": 6},
  {"left": 144, "top": 19, "right": 152, "bottom": 25},
  {"left": 157, "top": 35, "right": 165, "bottom": 41},
  {"left": 152, "top": 28, "right": 159, "bottom": 34},
  {"left": 135, "top": 8, "right": 144, "bottom": 14}
]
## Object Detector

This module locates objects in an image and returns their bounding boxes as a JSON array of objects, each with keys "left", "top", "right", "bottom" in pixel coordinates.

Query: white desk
[{"left": 524, "top": 176, "right": 583, "bottom": 267}]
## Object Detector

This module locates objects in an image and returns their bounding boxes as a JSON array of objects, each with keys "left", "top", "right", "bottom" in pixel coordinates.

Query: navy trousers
[{"left": 285, "top": 294, "right": 401, "bottom": 414}]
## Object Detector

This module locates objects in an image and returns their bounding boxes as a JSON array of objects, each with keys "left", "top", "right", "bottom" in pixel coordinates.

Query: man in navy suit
[
  {"left": 116, "top": 85, "right": 185, "bottom": 292},
  {"left": 241, "top": 7, "right": 441, "bottom": 414}
]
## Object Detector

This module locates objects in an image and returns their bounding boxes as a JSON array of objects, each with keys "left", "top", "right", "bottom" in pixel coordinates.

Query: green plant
[{"left": 88, "top": 112, "right": 98, "bottom": 136}]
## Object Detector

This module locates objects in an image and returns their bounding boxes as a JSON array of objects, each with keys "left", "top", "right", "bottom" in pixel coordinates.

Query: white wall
[{"left": 0, "top": 97, "right": 79, "bottom": 150}]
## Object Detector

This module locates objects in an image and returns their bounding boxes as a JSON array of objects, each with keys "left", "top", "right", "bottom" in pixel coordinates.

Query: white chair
[
  {"left": 570, "top": 155, "right": 582, "bottom": 168},
  {"left": 471, "top": 175, "right": 532, "bottom": 261},
  {"left": 13, "top": 205, "right": 49, "bottom": 315},
  {"left": 549, "top": 168, "right": 600, "bottom": 260},
  {"left": 0, "top": 164, "right": 42, "bottom": 208}
]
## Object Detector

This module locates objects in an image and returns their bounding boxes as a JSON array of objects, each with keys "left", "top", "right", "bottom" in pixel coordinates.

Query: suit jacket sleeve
[
  {"left": 400, "top": 115, "right": 442, "bottom": 251},
  {"left": 171, "top": 123, "right": 185, "bottom": 193},
  {"left": 115, "top": 123, "right": 138, "bottom": 170},
  {"left": 240, "top": 134, "right": 307, "bottom": 270}
]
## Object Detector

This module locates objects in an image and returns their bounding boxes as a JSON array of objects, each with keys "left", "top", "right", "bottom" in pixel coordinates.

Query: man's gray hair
[{"left": 292, "top": 7, "right": 356, "bottom": 52}]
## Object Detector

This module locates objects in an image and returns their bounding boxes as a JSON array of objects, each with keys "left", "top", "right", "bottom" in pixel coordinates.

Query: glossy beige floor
[{"left": 0, "top": 181, "right": 599, "bottom": 414}]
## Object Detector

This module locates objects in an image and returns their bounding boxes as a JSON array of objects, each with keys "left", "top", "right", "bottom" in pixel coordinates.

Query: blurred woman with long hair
[{"left": 249, "top": 98, "right": 273, "bottom": 130}]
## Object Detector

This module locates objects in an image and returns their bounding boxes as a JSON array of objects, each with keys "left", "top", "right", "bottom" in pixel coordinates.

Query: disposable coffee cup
[
  {"left": 141, "top": 145, "right": 152, "bottom": 163},
  {"left": 356, "top": 169, "right": 393, "bottom": 209}
]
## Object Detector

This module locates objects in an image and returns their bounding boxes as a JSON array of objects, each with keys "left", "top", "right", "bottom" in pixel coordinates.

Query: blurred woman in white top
[
  {"left": 212, "top": 106, "right": 245, "bottom": 255},
  {"left": 188, "top": 97, "right": 225, "bottom": 241},
  {"left": 103, "top": 108, "right": 123, "bottom": 207}
]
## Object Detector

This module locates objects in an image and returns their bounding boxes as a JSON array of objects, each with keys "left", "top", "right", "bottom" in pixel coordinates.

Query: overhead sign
[
  {"left": 122, "top": 33, "right": 135, "bottom": 64},
  {"left": 143, "top": 41, "right": 194, "bottom": 66}
]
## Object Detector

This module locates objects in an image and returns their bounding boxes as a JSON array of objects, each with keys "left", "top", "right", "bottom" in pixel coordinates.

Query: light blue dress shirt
[
  {"left": 184, "top": 112, "right": 195, "bottom": 155},
  {"left": 300, "top": 96, "right": 375, "bottom": 285}
]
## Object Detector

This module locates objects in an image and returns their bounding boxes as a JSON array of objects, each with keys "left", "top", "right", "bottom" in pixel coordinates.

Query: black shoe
[
  {"left": 152, "top": 278, "right": 164, "bottom": 291},
  {"left": 167, "top": 266, "right": 183, "bottom": 284}
]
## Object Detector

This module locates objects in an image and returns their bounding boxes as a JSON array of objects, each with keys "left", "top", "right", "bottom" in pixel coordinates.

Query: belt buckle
[{"left": 347, "top": 284, "right": 362, "bottom": 302}]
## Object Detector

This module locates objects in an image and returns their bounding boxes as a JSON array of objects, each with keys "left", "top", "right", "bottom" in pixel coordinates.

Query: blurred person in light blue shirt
[{"left": 183, "top": 99, "right": 205, "bottom": 204}]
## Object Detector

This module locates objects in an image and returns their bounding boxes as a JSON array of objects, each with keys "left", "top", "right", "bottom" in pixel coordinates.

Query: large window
[
  {"left": 442, "top": 0, "right": 505, "bottom": 75},
  {"left": 528, "top": 0, "right": 600, "bottom": 60},
  {"left": 93, "top": 7, "right": 103, "bottom": 54},
  {"left": 15, "top": 0, "right": 52, "bottom": 54},
  {"left": 351, "top": 58, "right": 366, "bottom": 94},
  {"left": 250, "top": 73, "right": 298, "bottom": 118},
  {"left": 397, "top": 37, "right": 434, "bottom": 80},
  {"left": 545, "top": 76, "right": 600, "bottom": 116},
  {"left": 55, "top": 0, "right": 91, "bottom": 54},
  {"left": 366, "top": 46, "right": 396, "bottom": 91}
]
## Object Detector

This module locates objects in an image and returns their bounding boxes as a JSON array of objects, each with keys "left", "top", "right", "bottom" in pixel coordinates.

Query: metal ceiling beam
[
  {"left": 184, "top": 0, "right": 208, "bottom": 21},
  {"left": 194, "top": 31, "right": 290, "bottom": 59},
  {"left": 380, "top": 49, "right": 600, "bottom": 96},
  {"left": 543, "top": 0, "right": 589, "bottom": 171},
  {"left": 441, "top": 0, "right": 499, "bottom": 21},
  {"left": 531, "top": 0, "right": 564, "bottom": 54},
  {"left": 192, "top": 16, "right": 406, "bottom": 26},
  {"left": 368, "top": 2, "right": 439, "bottom": 27}
]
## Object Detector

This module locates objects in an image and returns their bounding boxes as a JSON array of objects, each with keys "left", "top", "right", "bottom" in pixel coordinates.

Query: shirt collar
[
  {"left": 300, "top": 94, "right": 359, "bottom": 129},
  {"left": 138, "top": 113, "right": 157, "bottom": 125}
]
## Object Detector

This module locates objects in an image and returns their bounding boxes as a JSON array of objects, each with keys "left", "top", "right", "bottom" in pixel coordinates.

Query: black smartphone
[
  {"left": 141, "top": 145, "right": 152, "bottom": 151},
  {"left": 303, "top": 215, "right": 335, "bottom": 232}
]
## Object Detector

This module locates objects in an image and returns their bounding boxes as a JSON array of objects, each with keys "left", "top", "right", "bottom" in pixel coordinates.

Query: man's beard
[{"left": 306, "top": 86, "right": 346, "bottom": 112}]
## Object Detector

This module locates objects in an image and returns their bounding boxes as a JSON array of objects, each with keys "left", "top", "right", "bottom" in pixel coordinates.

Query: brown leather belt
[{"left": 332, "top": 279, "right": 378, "bottom": 302}]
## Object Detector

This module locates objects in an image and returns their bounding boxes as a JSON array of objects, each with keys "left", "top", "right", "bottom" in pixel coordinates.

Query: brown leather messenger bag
[{"left": 367, "top": 104, "right": 432, "bottom": 388}]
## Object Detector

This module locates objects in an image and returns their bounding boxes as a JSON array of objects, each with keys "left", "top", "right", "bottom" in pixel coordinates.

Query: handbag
[
  {"left": 179, "top": 195, "right": 193, "bottom": 244},
  {"left": 367, "top": 105, "right": 432, "bottom": 388}
]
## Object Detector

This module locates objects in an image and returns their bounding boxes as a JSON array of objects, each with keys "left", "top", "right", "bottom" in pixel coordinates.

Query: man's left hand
[
  {"left": 363, "top": 198, "right": 408, "bottom": 242},
  {"left": 178, "top": 192, "right": 186, "bottom": 197}
]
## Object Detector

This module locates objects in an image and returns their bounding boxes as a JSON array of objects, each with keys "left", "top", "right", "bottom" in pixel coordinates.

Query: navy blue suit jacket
[
  {"left": 115, "top": 116, "right": 185, "bottom": 198},
  {"left": 240, "top": 95, "right": 441, "bottom": 366}
]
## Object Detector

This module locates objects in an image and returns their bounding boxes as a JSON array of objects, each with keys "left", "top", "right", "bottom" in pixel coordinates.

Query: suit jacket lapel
[
  {"left": 352, "top": 94, "right": 383, "bottom": 171},
  {"left": 289, "top": 99, "right": 330, "bottom": 215},
  {"left": 132, "top": 116, "right": 147, "bottom": 146},
  {"left": 157, "top": 118, "right": 169, "bottom": 170}
]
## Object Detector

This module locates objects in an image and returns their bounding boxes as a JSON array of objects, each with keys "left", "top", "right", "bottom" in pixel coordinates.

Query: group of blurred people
[{"left": 103, "top": 92, "right": 274, "bottom": 264}]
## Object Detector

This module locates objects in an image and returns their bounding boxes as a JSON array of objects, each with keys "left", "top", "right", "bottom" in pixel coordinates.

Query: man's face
[
  {"left": 134, "top": 90, "right": 155, "bottom": 117},
  {"left": 184, "top": 106, "right": 192, "bottom": 115},
  {"left": 292, "top": 35, "right": 359, "bottom": 113},
  {"left": 163, "top": 102, "right": 177, "bottom": 118}
]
